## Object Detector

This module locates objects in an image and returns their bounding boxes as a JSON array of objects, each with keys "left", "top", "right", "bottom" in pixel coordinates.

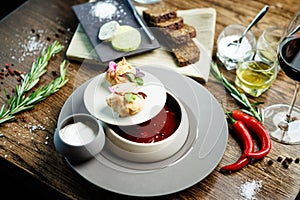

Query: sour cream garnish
[{"left": 59, "top": 122, "right": 96, "bottom": 146}]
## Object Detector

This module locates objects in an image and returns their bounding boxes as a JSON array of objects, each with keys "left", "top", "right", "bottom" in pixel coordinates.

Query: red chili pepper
[
  {"left": 220, "top": 120, "right": 254, "bottom": 173},
  {"left": 220, "top": 157, "right": 251, "bottom": 173},
  {"left": 232, "top": 110, "right": 272, "bottom": 159}
]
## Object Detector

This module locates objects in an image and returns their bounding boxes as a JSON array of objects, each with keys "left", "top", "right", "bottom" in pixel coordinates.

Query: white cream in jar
[
  {"left": 217, "top": 35, "right": 254, "bottom": 70},
  {"left": 218, "top": 35, "right": 253, "bottom": 59},
  {"left": 59, "top": 122, "right": 96, "bottom": 146}
]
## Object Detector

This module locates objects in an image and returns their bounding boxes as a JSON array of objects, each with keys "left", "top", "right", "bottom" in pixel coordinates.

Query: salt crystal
[
  {"left": 240, "top": 179, "right": 262, "bottom": 200},
  {"left": 92, "top": 2, "right": 117, "bottom": 21}
]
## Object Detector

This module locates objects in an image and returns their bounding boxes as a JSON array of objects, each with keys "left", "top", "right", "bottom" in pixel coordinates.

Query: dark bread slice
[
  {"left": 142, "top": 6, "right": 177, "bottom": 23},
  {"left": 171, "top": 40, "right": 200, "bottom": 67},
  {"left": 147, "top": 17, "right": 184, "bottom": 30},
  {"left": 163, "top": 24, "right": 197, "bottom": 44},
  {"left": 142, "top": 5, "right": 200, "bottom": 67}
]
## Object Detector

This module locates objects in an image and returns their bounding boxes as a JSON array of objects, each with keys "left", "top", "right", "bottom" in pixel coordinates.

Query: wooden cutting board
[{"left": 66, "top": 6, "right": 216, "bottom": 83}]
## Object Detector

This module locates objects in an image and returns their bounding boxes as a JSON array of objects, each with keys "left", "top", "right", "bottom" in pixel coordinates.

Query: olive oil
[{"left": 235, "top": 61, "right": 277, "bottom": 97}]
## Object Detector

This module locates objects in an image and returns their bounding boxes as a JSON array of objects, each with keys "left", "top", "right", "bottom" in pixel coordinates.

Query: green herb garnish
[
  {"left": 135, "top": 77, "right": 144, "bottom": 86},
  {"left": 0, "top": 41, "right": 69, "bottom": 125},
  {"left": 125, "top": 73, "right": 136, "bottom": 82},
  {"left": 124, "top": 93, "right": 137, "bottom": 102},
  {"left": 125, "top": 72, "right": 144, "bottom": 86}
]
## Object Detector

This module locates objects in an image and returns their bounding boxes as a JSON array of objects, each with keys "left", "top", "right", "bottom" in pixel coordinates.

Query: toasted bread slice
[
  {"left": 142, "top": 6, "right": 177, "bottom": 23},
  {"left": 171, "top": 40, "right": 200, "bottom": 67},
  {"left": 163, "top": 24, "right": 197, "bottom": 44},
  {"left": 147, "top": 17, "right": 184, "bottom": 30}
]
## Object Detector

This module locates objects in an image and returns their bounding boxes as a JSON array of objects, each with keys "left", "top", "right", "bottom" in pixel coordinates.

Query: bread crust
[
  {"left": 147, "top": 17, "right": 184, "bottom": 30},
  {"left": 142, "top": 6, "right": 178, "bottom": 23},
  {"left": 143, "top": 5, "right": 200, "bottom": 67},
  {"left": 171, "top": 41, "right": 200, "bottom": 67},
  {"left": 163, "top": 24, "right": 197, "bottom": 44}
]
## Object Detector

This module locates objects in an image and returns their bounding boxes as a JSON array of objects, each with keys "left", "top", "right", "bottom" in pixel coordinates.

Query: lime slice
[
  {"left": 98, "top": 20, "right": 120, "bottom": 41},
  {"left": 111, "top": 25, "right": 141, "bottom": 52}
]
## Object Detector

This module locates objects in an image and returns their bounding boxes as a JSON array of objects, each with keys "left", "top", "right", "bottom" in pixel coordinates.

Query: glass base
[{"left": 264, "top": 104, "right": 300, "bottom": 144}]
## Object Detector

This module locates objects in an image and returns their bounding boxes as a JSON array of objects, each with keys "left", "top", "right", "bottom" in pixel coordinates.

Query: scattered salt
[
  {"left": 9, "top": 26, "right": 69, "bottom": 63},
  {"left": 92, "top": 2, "right": 117, "bottom": 21},
  {"left": 11, "top": 32, "right": 48, "bottom": 63},
  {"left": 90, "top": 0, "right": 127, "bottom": 23},
  {"left": 240, "top": 179, "right": 262, "bottom": 200},
  {"left": 25, "top": 36, "right": 44, "bottom": 52},
  {"left": 26, "top": 123, "right": 46, "bottom": 132}
]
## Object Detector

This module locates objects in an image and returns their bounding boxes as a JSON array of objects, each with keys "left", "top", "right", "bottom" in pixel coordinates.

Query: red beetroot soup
[{"left": 108, "top": 93, "right": 182, "bottom": 143}]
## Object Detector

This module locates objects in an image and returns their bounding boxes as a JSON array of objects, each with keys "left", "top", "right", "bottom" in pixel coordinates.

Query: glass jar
[{"left": 217, "top": 24, "right": 257, "bottom": 70}]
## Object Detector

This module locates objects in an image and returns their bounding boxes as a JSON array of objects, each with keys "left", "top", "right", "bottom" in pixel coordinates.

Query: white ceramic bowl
[
  {"left": 105, "top": 91, "right": 189, "bottom": 162},
  {"left": 54, "top": 113, "right": 105, "bottom": 162}
]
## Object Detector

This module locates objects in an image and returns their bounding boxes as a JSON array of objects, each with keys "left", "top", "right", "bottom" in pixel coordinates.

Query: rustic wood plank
[{"left": 0, "top": 0, "right": 299, "bottom": 199}]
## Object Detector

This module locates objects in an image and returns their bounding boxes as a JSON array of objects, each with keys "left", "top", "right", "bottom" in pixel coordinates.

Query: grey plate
[
  {"left": 72, "top": 1, "right": 160, "bottom": 63},
  {"left": 57, "top": 66, "right": 228, "bottom": 197}
]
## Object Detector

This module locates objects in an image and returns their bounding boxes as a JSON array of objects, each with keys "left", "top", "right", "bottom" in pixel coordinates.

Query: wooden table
[{"left": 0, "top": 0, "right": 299, "bottom": 199}]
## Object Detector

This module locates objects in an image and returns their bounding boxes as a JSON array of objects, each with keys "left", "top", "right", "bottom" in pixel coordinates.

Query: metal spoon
[
  {"left": 228, "top": 5, "right": 269, "bottom": 46},
  {"left": 126, "top": 0, "right": 155, "bottom": 41}
]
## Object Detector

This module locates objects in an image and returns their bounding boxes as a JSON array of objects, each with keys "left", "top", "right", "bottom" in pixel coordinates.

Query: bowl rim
[{"left": 56, "top": 113, "right": 102, "bottom": 147}]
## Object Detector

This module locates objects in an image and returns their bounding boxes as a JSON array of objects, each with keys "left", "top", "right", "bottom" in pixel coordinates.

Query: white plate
[
  {"left": 83, "top": 70, "right": 166, "bottom": 126},
  {"left": 57, "top": 67, "right": 228, "bottom": 197}
]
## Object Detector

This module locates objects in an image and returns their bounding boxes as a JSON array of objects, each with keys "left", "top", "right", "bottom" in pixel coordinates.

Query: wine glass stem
[{"left": 286, "top": 82, "right": 300, "bottom": 122}]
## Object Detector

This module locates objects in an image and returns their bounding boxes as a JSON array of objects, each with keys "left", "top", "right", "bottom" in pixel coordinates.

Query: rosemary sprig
[
  {"left": 0, "top": 41, "right": 68, "bottom": 125},
  {"left": 211, "top": 62, "right": 263, "bottom": 122},
  {"left": 10, "top": 41, "right": 63, "bottom": 106}
]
